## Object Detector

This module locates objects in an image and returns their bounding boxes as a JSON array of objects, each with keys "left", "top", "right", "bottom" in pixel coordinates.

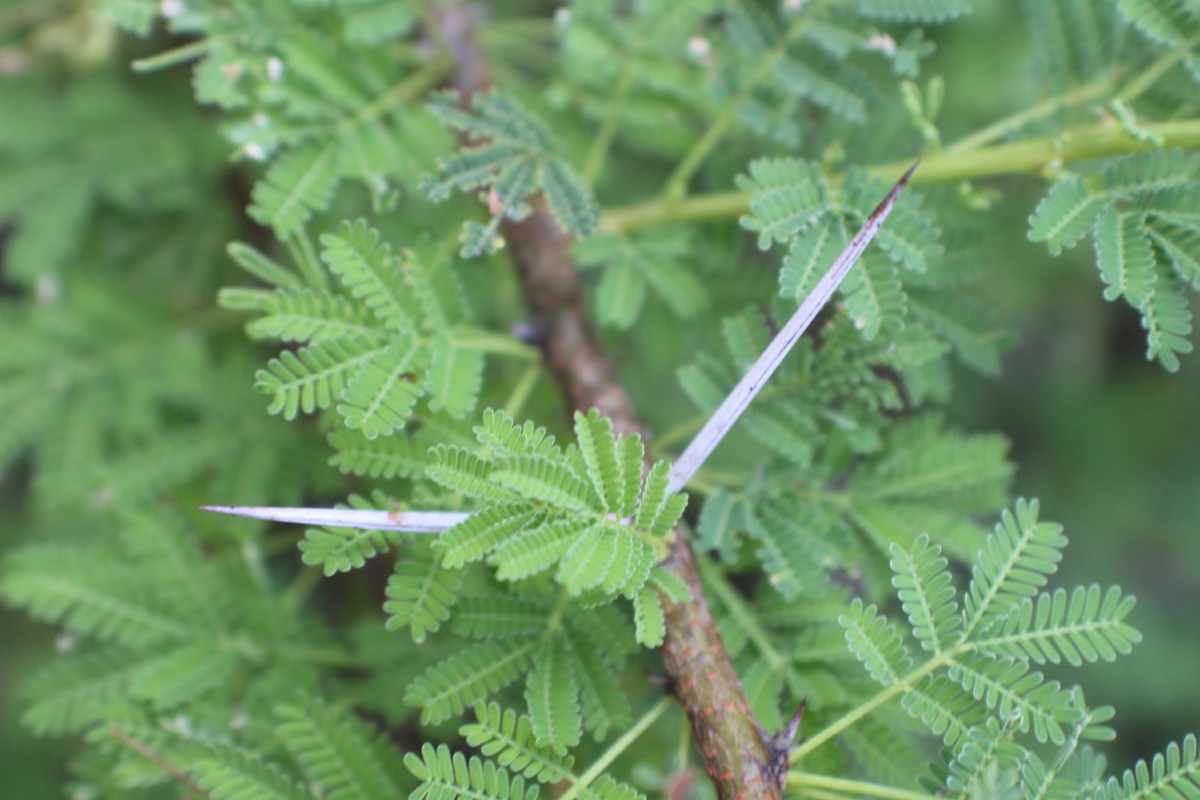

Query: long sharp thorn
[
  {"left": 204, "top": 163, "right": 918, "bottom": 525},
  {"left": 666, "top": 161, "right": 919, "bottom": 495},
  {"left": 200, "top": 505, "right": 468, "bottom": 533}
]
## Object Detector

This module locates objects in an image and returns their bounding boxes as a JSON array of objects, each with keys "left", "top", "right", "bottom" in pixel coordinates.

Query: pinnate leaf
[
  {"left": 1028, "top": 177, "right": 1106, "bottom": 255},
  {"left": 525, "top": 636, "right": 581, "bottom": 752}
]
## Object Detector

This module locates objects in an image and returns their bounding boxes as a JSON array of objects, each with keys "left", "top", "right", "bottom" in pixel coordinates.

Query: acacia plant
[{"left": 2, "top": 1, "right": 1200, "bottom": 799}]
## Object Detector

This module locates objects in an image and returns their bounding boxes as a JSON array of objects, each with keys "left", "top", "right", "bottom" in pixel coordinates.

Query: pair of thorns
[
  {"left": 205, "top": 162, "right": 919, "bottom": 534},
  {"left": 204, "top": 162, "right": 919, "bottom": 794}
]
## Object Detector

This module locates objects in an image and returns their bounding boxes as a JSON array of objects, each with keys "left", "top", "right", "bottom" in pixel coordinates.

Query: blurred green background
[{"left": 1, "top": 1, "right": 1197, "bottom": 795}]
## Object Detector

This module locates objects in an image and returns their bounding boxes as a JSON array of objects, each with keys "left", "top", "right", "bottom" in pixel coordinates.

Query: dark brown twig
[{"left": 436, "top": 7, "right": 781, "bottom": 798}]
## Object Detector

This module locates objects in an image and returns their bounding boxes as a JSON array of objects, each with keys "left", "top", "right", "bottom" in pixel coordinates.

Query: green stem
[
  {"left": 285, "top": 230, "right": 328, "bottom": 291},
  {"left": 661, "top": 15, "right": 811, "bottom": 199},
  {"left": 696, "top": 554, "right": 786, "bottom": 670},
  {"left": 799, "top": 787, "right": 857, "bottom": 800},
  {"left": 789, "top": 656, "right": 946, "bottom": 763},
  {"left": 283, "top": 563, "right": 325, "bottom": 613},
  {"left": 503, "top": 361, "right": 542, "bottom": 419},
  {"left": 600, "top": 189, "right": 752, "bottom": 234},
  {"left": 679, "top": 473, "right": 729, "bottom": 497},
  {"left": 350, "top": 56, "right": 453, "bottom": 129},
  {"left": 559, "top": 697, "right": 674, "bottom": 800},
  {"left": 132, "top": 38, "right": 216, "bottom": 73},
  {"left": 544, "top": 589, "right": 571, "bottom": 637},
  {"left": 276, "top": 643, "right": 361, "bottom": 669},
  {"left": 946, "top": 73, "right": 1117, "bottom": 153},
  {"left": 448, "top": 326, "right": 540, "bottom": 358},
  {"left": 788, "top": 772, "right": 936, "bottom": 800},
  {"left": 790, "top": 623, "right": 1017, "bottom": 765},
  {"left": 601, "top": 117, "right": 1200, "bottom": 235},
  {"left": 1114, "top": 36, "right": 1200, "bottom": 104},
  {"left": 582, "top": 53, "right": 640, "bottom": 183},
  {"left": 240, "top": 541, "right": 271, "bottom": 591},
  {"left": 649, "top": 414, "right": 707, "bottom": 458}
]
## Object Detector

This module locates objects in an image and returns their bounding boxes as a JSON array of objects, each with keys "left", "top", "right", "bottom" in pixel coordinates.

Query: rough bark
[{"left": 437, "top": 7, "right": 782, "bottom": 798}]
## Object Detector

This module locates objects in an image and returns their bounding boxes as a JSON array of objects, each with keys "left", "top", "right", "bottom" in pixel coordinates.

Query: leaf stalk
[{"left": 602, "top": 120, "right": 1200, "bottom": 235}]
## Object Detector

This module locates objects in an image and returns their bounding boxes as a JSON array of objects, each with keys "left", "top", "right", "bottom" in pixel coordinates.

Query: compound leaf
[
  {"left": 249, "top": 142, "right": 339, "bottom": 237},
  {"left": 963, "top": 499, "right": 1068, "bottom": 637},
  {"left": 193, "top": 747, "right": 310, "bottom": 800},
  {"left": 975, "top": 585, "right": 1141, "bottom": 666},
  {"left": 256, "top": 337, "right": 383, "bottom": 420},
  {"left": 404, "top": 744, "right": 537, "bottom": 800},
  {"left": 428, "top": 337, "right": 484, "bottom": 419},
  {"left": 336, "top": 335, "right": 427, "bottom": 438},
  {"left": 840, "top": 599, "right": 913, "bottom": 686},
  {"left": 525, "top": 636, "right": 581, "bottom": 753},
  {"left": 1093, "top": 733, "right": 1200, "bottom": 800},
  {"left": 320, "top": 220, "right": 415, "bottom": 329},
  {"left": 890, "top": 534, "right": 961, "bottom": 653},
  {"left": 276, "top": 699, "right": 406, "bottom": 800},
  {"left": 1094, "top": 208, "right": 1156, "bottom": 306},
  {"left": 383, "top": 542, "right": 462, "bottom": 643},
  {"left": 437, "top": 502, "right": 544, "bottom": 569},
  {"left": 633, "top": 586, "right": 666, "bottom": 648},
  {"left": 461, "top": 703, "right": 574, "bottom": 783},
  {"left": 406, "top": 640, "right": 539, "bottom": 725},
  {"left": 428, "top": 445, "right": 521, "bottom": 503},
  {"left": 1028, "top": 177, "right": 1106, "bottom": 255}
]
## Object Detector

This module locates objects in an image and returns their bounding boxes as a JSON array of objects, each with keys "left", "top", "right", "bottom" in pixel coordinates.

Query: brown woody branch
[{"left": 437, "top": 7, "right": 782, "bottom": 799}]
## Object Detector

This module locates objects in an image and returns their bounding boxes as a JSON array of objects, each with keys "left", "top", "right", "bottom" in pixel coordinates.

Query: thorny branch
[{"left": 437, "top": 6, "right": 783, "bottom": 798}]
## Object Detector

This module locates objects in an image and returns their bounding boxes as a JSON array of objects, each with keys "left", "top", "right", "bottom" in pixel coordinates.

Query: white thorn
[
  {"left": 201, "top": 506, "right": 469, "bottom": 533},
  {"left": 665, "top": 162, "right": 919, "bottom": 495}
]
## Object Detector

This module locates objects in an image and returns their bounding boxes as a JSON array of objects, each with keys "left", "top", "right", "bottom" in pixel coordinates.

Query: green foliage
[
  {"left": 462, "top": 703, "right": 575, "bottom": 783},
  {"left": 241, "top": 219, "right": 482, "bottom": 433},
  {"left": 575, "top": 230, "right": 709, "bottom": 330},
  {"left": 298, "top": 492, "right": 405, "bottom": 574},
  {"left": 1094, "top": 733, "right": 1200, "bottom": 799},
  {"left": 840, "top": 598, "right": 914, "bottom": 685},
  {"left": 525, "top": 636, "right": 582, "bottom": 752},
  {"left": 384, "top": 539, "right": 463, "bottom": 643},
  {"left": 406, "top": 590, "right": 635, "bottom": 749},
  {"left": 0, "top": 74, "right": 207, "bottom": 286},
  {"left": 426, "top": 408, "right": 683, "bottom": 601},
  {"left": 276, "top": 699, "right": 408, "bottom": 800},
  {"left": 405, "top": 744, "right": 539, "bottom": 800},
  {"left": 1030, "top": 150, "right": 1200, "bottom": 371},
  {"left": 855, "top": 0, "right": 973, "bottom": 22},
  {"left": 3, "top": 1, "right": 1199, "bottom": 799},
  {"left": 832, "top": 502, "right": 1135, "bottom": 775},
  {"left": 1114, "top": 0, "right": 1200, "bottom": 45},
  {"left": 423, "top": 90, "right": 600, "bottom": 257},
  {"left": 1020, "top": 0, "right": 1122, "bottom": 89},
  {"left": 387, "top": 404, "right": 686, "bottom": 749},
  {"left": 106, "top": 0, "right": 448, "bottom": 236},
  {"left": 406, "top": 702, "right": 646, "bottom": 800},
  {"left": 192, "top": 747, "right": 312, "bottom": 800},
  {"left": 405, "top": 639, "right": 539, "bottom": 725},
  {"left": 890, "top": 534, "right": 961, "bottom": 653},
  {"left": 962, "top": 499, "right": 1069, "bottom": 635}
]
